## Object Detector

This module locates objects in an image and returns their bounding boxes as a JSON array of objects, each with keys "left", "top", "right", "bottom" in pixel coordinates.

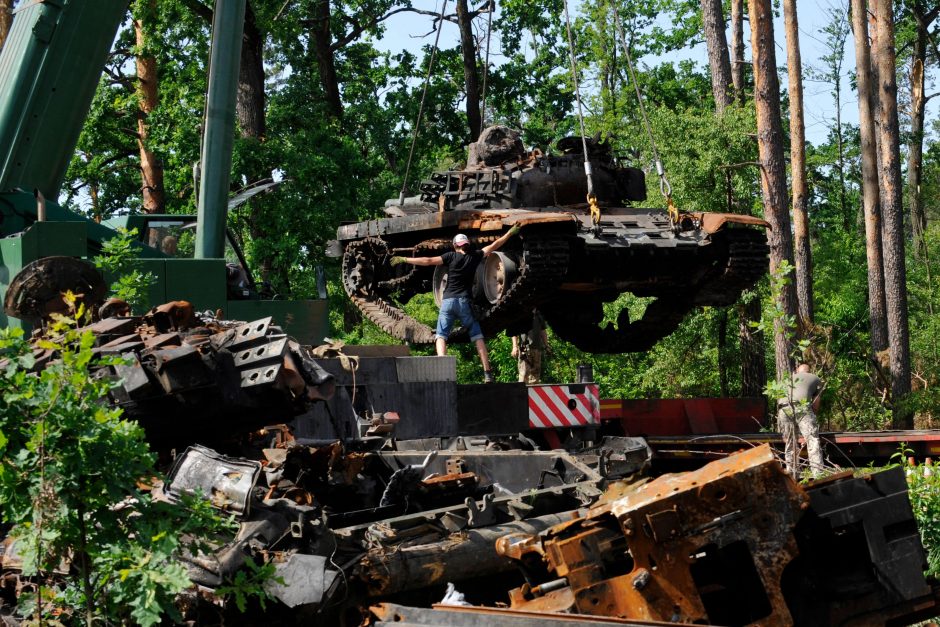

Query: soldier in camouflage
[{"left": 511, "top": 309, "right": 549, "bottom": 384}]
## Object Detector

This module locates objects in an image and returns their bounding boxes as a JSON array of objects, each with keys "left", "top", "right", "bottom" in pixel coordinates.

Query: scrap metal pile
[{"left": 2, "top": 303, "right": 939, "bottom": 625}]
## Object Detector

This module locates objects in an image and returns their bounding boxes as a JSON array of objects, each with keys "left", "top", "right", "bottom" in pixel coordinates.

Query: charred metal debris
[{"left": 2, "top": 306, "right": 940, "bottom": 625}]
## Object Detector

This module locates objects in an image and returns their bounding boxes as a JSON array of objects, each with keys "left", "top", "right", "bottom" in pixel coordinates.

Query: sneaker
[{"left": 483, "top": 371, "right": 495, "bottom": 384}]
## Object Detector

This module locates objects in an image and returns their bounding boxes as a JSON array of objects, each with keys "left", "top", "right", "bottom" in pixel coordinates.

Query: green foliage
[
  {"left": 0, "top": 299, "right": 235, "bottom": 625},
  {"left": 93, "top": 227, "right": 155, "bottom": 312},
  {"left": 216, "top": 557, "right": 282, "bottom": 613},
  {"left": 904, "top": 458, "right": 940, "bottom": 577},
  {"left": 754, "top": 261, "right": 809, "bottom": 404},
  {"left": 628, "top": 104, "right": 759, "bottom": 213}
]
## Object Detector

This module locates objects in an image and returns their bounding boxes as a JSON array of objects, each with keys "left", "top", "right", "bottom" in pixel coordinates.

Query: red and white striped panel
[{"left": 528, "top": 384, "right": 600, "bottom": 429}]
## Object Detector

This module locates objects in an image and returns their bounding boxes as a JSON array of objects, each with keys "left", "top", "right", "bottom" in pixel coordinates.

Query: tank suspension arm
[
  {"left": 611, "top": 4, "right": 679, "bottom": 225},
  {"left": 561, "top": 0, "right": 600, "bottom": 226}
]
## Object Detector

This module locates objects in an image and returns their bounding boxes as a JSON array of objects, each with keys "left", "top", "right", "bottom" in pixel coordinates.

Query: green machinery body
[{"left": 0, "top": 0, "right": 326, "bottom": 343}]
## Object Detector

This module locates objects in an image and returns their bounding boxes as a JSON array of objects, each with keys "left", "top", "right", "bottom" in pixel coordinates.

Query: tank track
[
  {"left": 374, "top": 239, "right": 443, "bottom": 304},
  {"left": 342, "top": 232, "right": 569, "bottom": 345},
  {"left": 452, "top": 232, "right": 569, "bottom": 342},
  {"left": 342, "top": 237, "right": 438, "bottom": 343},
  {"left": 542, "top": 226, "right": 768, "bottom": 353},
  {"left": 692, "top": 227, "right": 769, "bottom": 307}
]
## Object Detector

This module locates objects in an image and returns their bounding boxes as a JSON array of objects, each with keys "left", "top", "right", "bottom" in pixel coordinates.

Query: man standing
[
  {"left": 777, "top": 363, "right": 824, "bottom": 477},
  {"left": 511, "top": 308, "right": 548, "bottom": 383},
  {"left": 391, "top": 225, "right": 520, "bottom": 382}
]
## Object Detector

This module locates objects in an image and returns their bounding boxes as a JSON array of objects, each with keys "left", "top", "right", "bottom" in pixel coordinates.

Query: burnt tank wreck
[{"left": 332, "top": 126, "right": 770, "bottom": 353}]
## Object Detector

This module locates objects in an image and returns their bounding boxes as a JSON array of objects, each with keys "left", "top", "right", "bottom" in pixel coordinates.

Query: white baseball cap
[{"left": 453, "top": 233, "right": 470, "bottom": 247}]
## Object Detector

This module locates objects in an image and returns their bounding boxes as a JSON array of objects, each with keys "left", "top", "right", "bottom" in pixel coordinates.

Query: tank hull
[{"left": 333, "top": 206, "right": 769, "bottom": 352}]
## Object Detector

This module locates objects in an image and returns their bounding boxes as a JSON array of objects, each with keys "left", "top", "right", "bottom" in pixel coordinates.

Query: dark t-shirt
[{"left": 441, "top": 250, "right": 483, "bottom": 299}]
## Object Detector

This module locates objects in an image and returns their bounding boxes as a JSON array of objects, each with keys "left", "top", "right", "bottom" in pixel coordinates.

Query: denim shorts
[{"left": 435, "top": 297, "right": 483, "bottom": 342}]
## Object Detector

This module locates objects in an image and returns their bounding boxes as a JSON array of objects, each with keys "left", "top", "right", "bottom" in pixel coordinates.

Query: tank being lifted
[{"left": 330, "top": 126, "right": 769, "bottom": 353}]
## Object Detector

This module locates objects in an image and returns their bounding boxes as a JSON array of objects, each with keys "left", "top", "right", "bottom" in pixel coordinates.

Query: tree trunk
[
  {"left": 456, "top": 0, "right": 482, "bottom": 142},
  {"left": 702, "top": 0, "right": 764, "bottom": 397},
  {"left": 718, "top": 309, "right": 729, "bottom": 397},
  {"left": 783, "top": 0, "right": 813, "bottom": 327},
  {"left": 90, "top": 181, "right": 101, "bottom": 224},
  {"left": 599, "top": 7, "right": 617, "bottom": 117},
  {"left": 748, "top": 0, "right": 799, "bottom": 380},
  {"left": 238, "top": 3, "right": 274, "bottom": 284},
  {"left": 835, "top": 74, "right": 847, "bottom": 228},
  {"left": 868, "top": 10, "right": 884, "bottom": 190},
  {"left": 907, "top": 3, "right": 935, "bottom": 258},
  {"left": 851, "top": 0, "right": 889, "bottom": 354},
  {"left": 0, "top": 0, "right": 12, "bottom": 53},
  {"left": 134, "top": 0, "right": 166, "bottom": 214},
  {"left": 238, "top": 4, "right": 266, "bottom": 142},
  {"left": 730, "top": 0, "right": 745, "bottom": 102},
  {"left": 311, "top": 0, "right": 343, "bottom": 119},
  {"left": 871, "top": 0, "right": 913, "bottom": 428},
  {"left": 701, "top": 0, "right": 765, "bottom": 396},
  {"left": 701, "top": 0, "right": 733, "bottom": 111}
]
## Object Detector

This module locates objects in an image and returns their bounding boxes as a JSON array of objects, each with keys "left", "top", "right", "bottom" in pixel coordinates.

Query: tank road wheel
[
  {"left": 4, "top": 256, "right": 107, "bottom": 325},
  {"left": 341, "top": 238, "right": 437, "bottom": 344},
  {"left": 480, "top": 252, "right": 519, "bottom": 304},
  {"left": 432, "top": 265, "right": 448, "bottom": 307}
]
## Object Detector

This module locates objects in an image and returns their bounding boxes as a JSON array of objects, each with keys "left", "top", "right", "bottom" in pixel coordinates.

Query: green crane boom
[
  {"left": 0, "top": 0, "right": 327, "bottom": 343},
  {"left": 0, "top": 0, "right": 129, "bottom": 197}
]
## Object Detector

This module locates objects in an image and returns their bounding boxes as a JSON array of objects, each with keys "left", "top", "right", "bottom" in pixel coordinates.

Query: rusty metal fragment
[
  {"left": 494, "top": 444, "right": 940, "bottom": 626},
  {"left": 371, "top": 602, "right": 676, "bottom": 626},
  {"left": 3, "top": 256, "right": 107, "bottom": 324},
  {"left": 162, "top": 445, "right": 262, "bottom": 517}
]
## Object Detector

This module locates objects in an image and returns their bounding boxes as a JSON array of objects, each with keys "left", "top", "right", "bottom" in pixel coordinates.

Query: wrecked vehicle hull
[
  {"left": 495, "top": 445, "right": 938, "bottom": 626},
  {"left": 3, "top": 305, "right": 939, "bottom": 626}
]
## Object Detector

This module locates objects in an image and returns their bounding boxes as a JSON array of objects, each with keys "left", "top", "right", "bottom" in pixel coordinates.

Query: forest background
[{"left": 0, "top": 0, "right": 936, "bottom": 432}]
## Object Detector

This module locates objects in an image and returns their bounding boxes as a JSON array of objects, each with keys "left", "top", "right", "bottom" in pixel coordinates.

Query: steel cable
[{"left": 399, "top": 0, "right": 449, "bottom": 206}]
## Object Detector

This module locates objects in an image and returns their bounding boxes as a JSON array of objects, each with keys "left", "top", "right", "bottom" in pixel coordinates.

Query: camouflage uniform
[
  {"left": 777, "top": 371, "right": 824, "bottom": 476},
  {"left": 516, "top": 311, "right": 547, "bottom": 384}
]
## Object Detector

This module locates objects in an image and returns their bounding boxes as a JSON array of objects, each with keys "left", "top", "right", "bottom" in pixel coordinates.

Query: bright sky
[{"left": 370, "top": 1, "right": 938, "bottom": 148}]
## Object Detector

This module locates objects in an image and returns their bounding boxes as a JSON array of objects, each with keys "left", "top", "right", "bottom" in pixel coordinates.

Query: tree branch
[
  {"left": 181, "top": 0, "right": 212, "bottom": 23},
  {"left": 718, "top": 161, "right": 763, "bottom": 170},
  {"left": 320, "top": 7, "right": 462, "bottom": 52}
]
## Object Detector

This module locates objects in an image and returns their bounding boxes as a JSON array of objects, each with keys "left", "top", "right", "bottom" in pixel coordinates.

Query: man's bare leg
[
  {"left": 475, "top": 338, "right": 491, "bottom": 371},
  {"left": 436, "top": 337, "right": 447, "bottom": 356}
]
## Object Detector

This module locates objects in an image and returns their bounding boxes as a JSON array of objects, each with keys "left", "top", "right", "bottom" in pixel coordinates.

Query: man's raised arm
[
  {"left": 482, "top": 224, "right": 522, "bottom": 256},
  {"left": 390, "top": 255, "right": 444, "bottom": 267}
]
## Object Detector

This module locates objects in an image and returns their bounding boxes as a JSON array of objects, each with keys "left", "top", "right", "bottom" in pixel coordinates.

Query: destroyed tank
[{"left": 330, "top": 126, "right": 769, "bottom": 353}]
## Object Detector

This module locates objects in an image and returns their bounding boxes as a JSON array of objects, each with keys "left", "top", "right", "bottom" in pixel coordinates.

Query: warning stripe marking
[
  {"left": 531, "top": 387, "right": 571, "bottom": 427},
  {"left": 528, "top": 384, "right": 599, "bottom": 429}
]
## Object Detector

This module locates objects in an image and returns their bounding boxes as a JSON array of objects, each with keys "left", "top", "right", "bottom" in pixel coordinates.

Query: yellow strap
[
  {"left": 588, "top": 194, "right": 601, "bottom": 225},
  {"left": 666, "top": 195, "right": 680, "bottom": 224}
]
